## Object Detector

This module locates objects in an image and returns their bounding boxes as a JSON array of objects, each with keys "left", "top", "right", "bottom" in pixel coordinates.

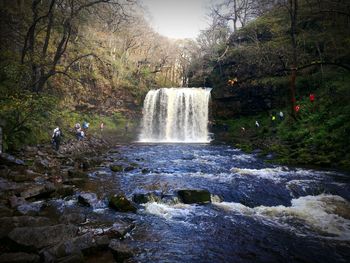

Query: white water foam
[
  {"left": 143, "top": 202, "right": 195, "bottom": 221},
  {"left": 214, "top": 194, "right": 350, "bottom": 240}
]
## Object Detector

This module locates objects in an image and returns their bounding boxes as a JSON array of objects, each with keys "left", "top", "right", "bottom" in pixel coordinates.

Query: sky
[{"left": 141, "top": 0, "right": 212, "bottom": 39}]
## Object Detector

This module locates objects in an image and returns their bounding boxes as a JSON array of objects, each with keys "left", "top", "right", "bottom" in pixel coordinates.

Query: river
[{"left": 54, "top": 143, "right": 350, "bottom": 262}]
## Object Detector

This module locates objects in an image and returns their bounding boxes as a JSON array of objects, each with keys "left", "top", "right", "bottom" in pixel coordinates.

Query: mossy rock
[
  {"left": 108, "top": 194, "right": 137, "bottom": 213},
  {"left": 177, "top": 189, "right": 211, "bottom": 204},
  {"left": 110, "top": 165, "right": 123, "bottom": 172}
]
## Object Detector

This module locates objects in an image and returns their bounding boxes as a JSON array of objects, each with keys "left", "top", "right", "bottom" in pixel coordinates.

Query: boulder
[
  {"left": 108, "top": 195, "right": 137, "bottom": 213},
  {"left": 0, "top": 252, "right": 40, "bottom": 263},
  {"left": 123, "top": 166, "right": 135, "bottom": 172},
  {"left": 0, "top": 216, "right": 52, "bottom": 239},
  {"left": 54, "top": 185, "right": 74, "bottom": 198},
  {"left": 141, "top": 168, "right": 150, "bottom": 174},
  {"left": 78, "top": 193, "right": 98, "bottom": 207},
  {"left": 110, "top": 165, "right": 123, "bottom": 172},
  {"left": 59, "top": 213, "right": 86, "bottom": 224},
  {"left": 108, "top": 240, "right": 134, "bottom": 263},
  {"left": 42, "top": 233, "right": 109, "bottom": 260},
  {"left": 107, "top": 220, "right": 135, "bottom": 238},
  {"left": 177, "top": 189, "right": 211, "bottom": 204},
  {"left": 20, "top": 183, "right": 56, "bottom": 200},
  {"left": 8, "top": 224, "right": 78, "bottom": 250}
]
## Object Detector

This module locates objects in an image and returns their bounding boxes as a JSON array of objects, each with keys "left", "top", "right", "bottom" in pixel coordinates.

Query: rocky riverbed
[{"left": 0, "top": 136, "right": 140, "bottom": 263}]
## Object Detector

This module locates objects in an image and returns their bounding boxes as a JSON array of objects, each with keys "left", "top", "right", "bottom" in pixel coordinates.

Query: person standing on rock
[
  {"left": 255, "top": 120, "right": 260, "bottom": 128},
  {"left": 52, "top": 127, "right": 63, "bottom": 151}
]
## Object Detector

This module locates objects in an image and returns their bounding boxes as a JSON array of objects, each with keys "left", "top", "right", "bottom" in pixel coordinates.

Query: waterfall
[{"left": 139, "top": 88, "right": 211, "bottom": 143}]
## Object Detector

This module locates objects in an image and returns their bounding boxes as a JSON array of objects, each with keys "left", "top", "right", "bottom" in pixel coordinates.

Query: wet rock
[
  {"left": 20, "top": 183, "right": 56, "bottom": 200},
  {"left": 107, "top": 220, "right": 135, "bottom": 238},
  {"left": 8, "top": 224, "right": 78, "bottom": 250},
  {"left": 123, "top": 166, "right": 135, "bottom": 172},
  {"left": 60, "top": 213, "right": 87, "bottom": 224},
  {"left": 63, "top": 178, "right": 86, "bottom": 187},
  {"left": 34, "top": 158, "right": 50, "bottom": 171},
  {"left": 108, "top": 194, "right": 137, "bottom": 213},
  {"left": 141, "top": 168, "right": 150, "bottom": 174},
  {"left": 8, "top": 195, "right": 27, "bottom": 208},
  {"left": 78, "top": 192, "right": 98, "bottom": 207},
  {"left": 177, "top": 189, "right": 211, "bottom": 204},
  {"left": 16, "top": 201, "right": 45, "bottom": 215},
  {"left": 0, "top": 216, "right": 52, "bottom": 238},
  {"left": 109, "top": 240, "right": 134, "bottom": 262},
  {"left": 0, "top": 153, "right": 25, "bottom": 166},
  {"left": 54, "top": 185, "right": 74, "bottom": 198},
  {"left": 132, "top": 191, "right": 162, "bottom": 204},
  {"left": 67, "top": 169, "right": 88, "bottom": 178},
  {"left": 0, "top": 252, "right": 40, "bottom": 263},
  {"left": 56, "top": 253, "right": 84, "bottom": 263},
  {"left": 42, "top": 233, "right": 109, "bottom": 260},
  {"left": 0, "top": 204, "right": 13, "bottom": 217},
  {"left": 110, "top": 165, "right": 123, "bottom": 172}
]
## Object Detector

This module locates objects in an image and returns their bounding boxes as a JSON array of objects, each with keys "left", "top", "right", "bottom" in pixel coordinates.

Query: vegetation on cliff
[{"left": 186, "top": 0, "right": 350, "bottom": 169}]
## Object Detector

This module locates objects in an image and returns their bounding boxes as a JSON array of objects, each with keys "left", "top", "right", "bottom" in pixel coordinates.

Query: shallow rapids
[{"left": 57, "top": 144, "right": 350, "bottom": 262}]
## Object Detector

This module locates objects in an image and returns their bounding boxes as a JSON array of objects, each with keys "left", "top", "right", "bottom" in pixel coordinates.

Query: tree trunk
[{"left": 289, "top": 0, "right": 298, "bottom": 119}]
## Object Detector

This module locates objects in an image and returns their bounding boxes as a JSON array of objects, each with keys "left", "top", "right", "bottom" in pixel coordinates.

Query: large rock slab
[
  {"left": 0, "top": 252, "right": 40, "bottom": 263},
  {"left": 108, "top": 195, "right": 136, "bottom": 213},
  {"left": 8, "top": 224, "right": 78, "bottom": 250},
  {"left": 20, "top": 183, "right": 56, "bottom": 200},
  {"left": 0, "top": 216, "right": 52, "bottom": 238},
  {"left": 177, "top": 189, "right": 211, "bottom": 204}
]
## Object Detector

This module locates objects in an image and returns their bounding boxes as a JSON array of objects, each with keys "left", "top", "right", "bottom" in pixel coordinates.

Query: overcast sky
[{"left": 141, "top": 0, "right": 212, "bottom": 39}]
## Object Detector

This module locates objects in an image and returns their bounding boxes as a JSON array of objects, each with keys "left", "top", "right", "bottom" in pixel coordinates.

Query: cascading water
[{"left": 139, "top": 88, "right": 211, "bottom": 143}]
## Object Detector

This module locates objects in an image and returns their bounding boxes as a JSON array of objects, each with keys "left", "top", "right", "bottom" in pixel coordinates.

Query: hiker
[
  {"left": 100, "top": 122, "right": 104, "bottom": 131},
  {"left": 75, "top": 123, "right": 84, "bottom": 140},
  {"left": 279, "top": 111, "right": 284, "bottom": 120},
  {"left": 255, "top": 120, "right": 260, "bottom": 128},
  {"left": 52, "top": 127, "right": 63, "bottom": 151},
  {"left": 309, "top": 93, "right": 315, "bottom": 103}
]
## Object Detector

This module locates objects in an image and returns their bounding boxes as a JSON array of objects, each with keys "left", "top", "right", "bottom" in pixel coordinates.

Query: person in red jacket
[{"left": 309, "top": 93, "right": 315, "bottom": 103}]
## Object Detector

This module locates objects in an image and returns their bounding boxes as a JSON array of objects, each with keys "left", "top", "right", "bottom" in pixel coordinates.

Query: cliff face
[{"left": 211, "top": 82, "right": 287, "bottom": 119}]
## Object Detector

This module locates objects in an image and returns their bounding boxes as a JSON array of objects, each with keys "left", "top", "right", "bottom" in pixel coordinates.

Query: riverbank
[{"left": 0, "top": 128, "right": 141, "bottom": 262}]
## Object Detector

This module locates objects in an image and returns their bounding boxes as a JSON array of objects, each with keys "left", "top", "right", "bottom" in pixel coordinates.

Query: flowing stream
[{"left": 55, "top": 144, "right": 350, "bottom": 262}]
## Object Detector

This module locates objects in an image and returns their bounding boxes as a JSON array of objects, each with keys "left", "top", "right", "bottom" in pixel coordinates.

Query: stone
[
  {"left": 78, "top": 192, "right": 98, "bottom": 207},
  {"left": 8, "top": 224, "right": 78, "bottom": 250},
  {"left": 67, "top": 170, "right": 88, "bottom": 178},
  {"left": 177, "top": 189, "right": 211, "bottom": 204},
  {"left": 109, "top": 239, "right": 134, "bottom": 262},
  {"left": 0, "top": 252, "right": 40, "bottom": 263},
  {"left": 123, "top": 166, "right": 135, "bottom": 172},
  {"left": 0, "top": 204, "right": 13, "bottom": 217},
  {"left": 59, "top": 213, "right": 87, "bottom": 224},
  {"left": 110, "top": 165, "right": 123, "bottom": 172},
  {"left": 42, "top": 233, "right": 109, "bottom": 260},
  {"left": 132, "top": 191, "right": 162, "bottom": 204},
  {"left": 54, "top": 185, "right": 74, "bottom": 198},
  {"left": 141, "top": 168, "right": 150, "bottom": 174},
  {"left": 107, "top": 220, "right": 135, "bottom": 238},
  {"left": 16, "top": 201, "right": 44, "bottom": 215},
  {"left": 0, "top": 153, "right": 25, "bottom": 166},
  {"left": 108, "top": 194, "right": 137, "bottom": 213},
  {"left": 20, "top": 183, "right": 56, "bottom": 200},
  {"left": 0, "top": 216, "right": 52, "bottom": 239}
]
